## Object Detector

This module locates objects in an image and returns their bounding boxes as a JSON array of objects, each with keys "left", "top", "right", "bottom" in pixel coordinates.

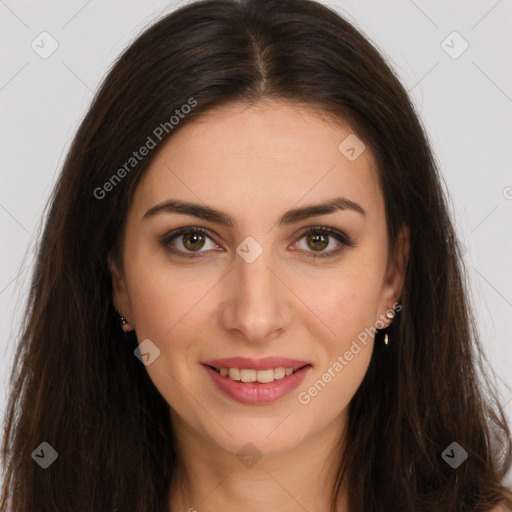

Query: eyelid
[
  {"left": 158, "top": 226, "right": 220, "bottom": 258},
  {"left": 159, "top": 225, "right": 354, "bottom": 259},
  {"left": 291, "top": 225, "right": 354, "bottom": 258}
]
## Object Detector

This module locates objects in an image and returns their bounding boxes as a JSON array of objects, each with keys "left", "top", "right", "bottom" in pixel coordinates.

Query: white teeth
[
  {"left": 228, "top": 368, "right": 240, "bottom": 381},
  {"left": 240, "top": 369, "right": 257, "bottom": 382},
  {"left": 215, "top": 366, "right": 302, "bottom": 382},
  {"left": 255, "top": 369, "right": 274, "bottom": 383},
  {"left": 274, "top": 367, "right": 286, "bottom": 380}
]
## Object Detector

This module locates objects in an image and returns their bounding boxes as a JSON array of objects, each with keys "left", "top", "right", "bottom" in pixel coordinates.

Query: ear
[
  {"left": 376, "top": 223, "right": 410, "bottom": 323},
  {"left": 108, "top": 253, "right": 135, "bottom": 331}
]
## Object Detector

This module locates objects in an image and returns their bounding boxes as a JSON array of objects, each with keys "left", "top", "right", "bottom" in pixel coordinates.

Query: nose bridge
[
  {"left": 237, "top": 246, "right": 275, "bottom": 297},
  {"left": 220, "top": 240, "right": 291, "bottom": 342}
]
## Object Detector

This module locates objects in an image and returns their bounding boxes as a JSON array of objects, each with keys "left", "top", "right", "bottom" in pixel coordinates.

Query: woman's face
[{"left": 110, "top": 99, "right": 409, "bottom": 459}]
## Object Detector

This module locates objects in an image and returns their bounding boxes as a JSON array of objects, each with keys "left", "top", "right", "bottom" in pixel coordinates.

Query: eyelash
[{"left": 159, "top": 226, "right": 355, "bottom": 260}]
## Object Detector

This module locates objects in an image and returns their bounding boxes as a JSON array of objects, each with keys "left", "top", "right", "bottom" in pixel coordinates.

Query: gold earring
[{"left": 384, "top": 309, "right": 395, "bottom": 345}]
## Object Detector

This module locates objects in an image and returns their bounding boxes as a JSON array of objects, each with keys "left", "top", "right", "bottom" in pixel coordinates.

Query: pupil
[
  {"left": 308, "top": 233, "right": 328, "bottom": 251},
  {"left": 184, "top": 232, "right": 204, "bottom": 251}
]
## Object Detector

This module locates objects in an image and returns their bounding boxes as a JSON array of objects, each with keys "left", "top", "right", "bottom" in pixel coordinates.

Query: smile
[
  {"left": 209, "top": 365, "right": 303, "bottom": 383},
  {"left": 201, "top": 358, "right": 312, "bottom": 405}
]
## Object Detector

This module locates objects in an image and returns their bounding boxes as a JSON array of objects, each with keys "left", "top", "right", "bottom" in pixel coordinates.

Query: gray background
[{"left": 1, "top": 0, "right": 511, "bottom": 485}]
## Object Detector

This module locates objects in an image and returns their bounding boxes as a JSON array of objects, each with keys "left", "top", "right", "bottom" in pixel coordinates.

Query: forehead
[{"left": 130, "top": 100, "right": 383, "bottom": 226}]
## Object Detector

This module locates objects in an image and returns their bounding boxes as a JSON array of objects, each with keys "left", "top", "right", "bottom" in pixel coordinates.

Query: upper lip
[{"left": 202, "top": 357, "right": 311, "bottom": 370}]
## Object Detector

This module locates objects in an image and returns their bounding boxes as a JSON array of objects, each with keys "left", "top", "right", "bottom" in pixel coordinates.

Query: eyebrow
[{"left": 142, "top": 196, "right": 366, "bottom": 226}]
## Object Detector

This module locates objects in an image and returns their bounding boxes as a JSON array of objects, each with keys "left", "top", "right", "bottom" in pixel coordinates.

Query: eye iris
[
  {"left": 183, "top": 232, "right": 205, "bottom": 251},
  {"left": 307, "top": 232, "right": 328, "bottom": 252}
]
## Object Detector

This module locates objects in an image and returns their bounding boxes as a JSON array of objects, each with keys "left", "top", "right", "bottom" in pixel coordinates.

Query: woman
[{"left": 1, "top": 0, "right": 511, "bottom": 510}]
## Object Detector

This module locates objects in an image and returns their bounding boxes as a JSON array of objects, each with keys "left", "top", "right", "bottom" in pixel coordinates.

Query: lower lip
[{"left": 203, "top": 364, "right": 311, "bottom": 405}]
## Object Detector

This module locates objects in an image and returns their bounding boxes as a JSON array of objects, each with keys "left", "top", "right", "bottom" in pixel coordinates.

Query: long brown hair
[{"left": 2, "top": 0, "right": 511, "bottom": 510}]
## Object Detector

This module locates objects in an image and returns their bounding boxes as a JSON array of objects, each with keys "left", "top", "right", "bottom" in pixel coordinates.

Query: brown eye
[
  {"left": 294, "top": 227, "right": 355, "bottom": 258},
  {"left": 306, "top": 232, "right": 329, "bottom": 252},
  {"left": 182, "top": 231, "right": 206, "bottom": 251},
  {"left": 159, "top": 227, "right": 221, "bottom": 258}
]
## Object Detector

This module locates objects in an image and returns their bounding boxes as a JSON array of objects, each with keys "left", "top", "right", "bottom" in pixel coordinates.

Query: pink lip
[
  {"left": 202, "top": 363, "right": 312, "bottom": 405},
  {"left": 202, "top": 357, "right": 311, "bottom": 370}
]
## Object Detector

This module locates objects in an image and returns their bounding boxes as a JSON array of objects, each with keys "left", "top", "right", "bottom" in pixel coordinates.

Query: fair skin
[{"left": 110, "top": 99, "right": 410, "bottom": 511}]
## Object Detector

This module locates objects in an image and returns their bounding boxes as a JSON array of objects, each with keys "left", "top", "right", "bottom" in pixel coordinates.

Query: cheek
[
  {"left": 299, "top": 265, "right": 383, "bottom": 347},
  {"left": 307, "top": 342, "right": 373, "bottom": 416},
  {"left": 128, "top": 275, "right": 177, "bottom": 339},
  {"left": 124, "top": 263, "right": 210, "bottom": 406},
  {"left": 123, "top": 250, "right": 217, "bottom": 342},
  {"left": 296, "top": 279, "right": 377, "bottom": 412}
]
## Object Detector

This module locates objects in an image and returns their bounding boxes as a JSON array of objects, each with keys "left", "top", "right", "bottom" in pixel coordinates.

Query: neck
[{"left": 168, "top": 411, "right": 350, "bottom": 512}]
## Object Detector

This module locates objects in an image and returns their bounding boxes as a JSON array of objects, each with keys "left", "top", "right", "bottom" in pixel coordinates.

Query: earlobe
[
  {"left": 378, "top": 224, "right": 410, "bottom": 324},
  {"left": 396, "top": 224, "right": 410, "bottom": 292},
  {"left": 107, "top": 253, "right": 134, "bottom": 331},
  {"left": 108, "top": 253, "right": 124, "bottom": 295},
  {"left": 390, "top": 223, "right": 410, "bottom": 303}
]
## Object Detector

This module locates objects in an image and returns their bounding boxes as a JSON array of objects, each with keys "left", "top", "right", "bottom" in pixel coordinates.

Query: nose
[{"left": 218, "top": 246, "right": 293, "bottom": 345}]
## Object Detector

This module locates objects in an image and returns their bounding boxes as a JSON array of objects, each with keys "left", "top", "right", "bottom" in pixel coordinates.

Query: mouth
[
  {"left": 205, "top": 364, "right": 309, "bottom": 383},
  {"left": 201, "top": 360, "right": 312, "bottom": 405}
]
